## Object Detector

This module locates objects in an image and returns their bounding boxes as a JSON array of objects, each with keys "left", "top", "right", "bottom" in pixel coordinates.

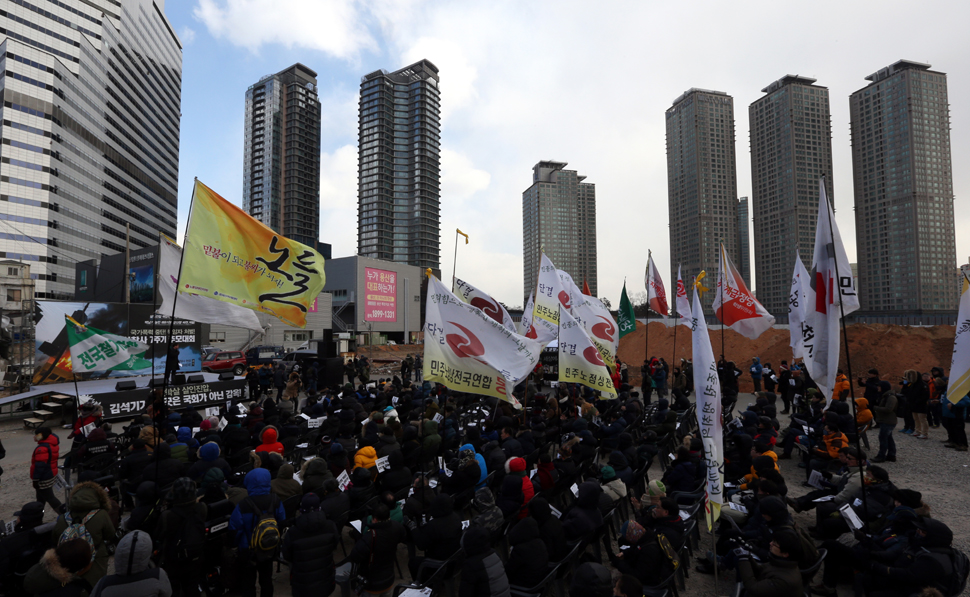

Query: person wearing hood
[
  {"left": 229, "top": 468, "right": 286, "bottom": 597},
  {"left": 858, "top": 518, "right": 958, "bottom": 596},
  {"left": 375, "top": 427, "right": 400, "bottom": 457},
  {"left": 353, "top": 444, "right": 379, "bottom": 477},
  {"left": 23, "top": 538, "right": 93, "bottom": 597},
  {"left": 51, "top": 481, "right": 116, "bottom": 586},
  {"left": 255, "top": 426, "right": 284, "bottom": 455},
  {"left": 177, "top": 427, "right": 200, "bottom": 459},
  {"left": 376, "top": 450, "right": 411, "bottom": 494},
  {"left": 855, "top": 396, "right": 874, "bottom": 448},
  {"left": 281, "top": 493, "right": 338, "bottom": 597},
  {"left": 456, "top": 442, "right": 488, "bottom": 488},
  {"left": 88, "top": 530, "right": 171, "bottom": 597},
  {"left": 497, "top": 475, "right": 525, "bottom": 520},
  {"left": 200, "top": 468, "right": 231, "bottom": 505},
  {"left": 155, "top": 478, "right": 207, "bottom": 596},
  {"left": 299, "top": 457, "right": 334, "bottom": 495},
  {"left": 187, "top": 441, "right": 231, "bottom": 482},
  {"left": 506, "top": 517, "right": 548, "bottom": 588},
  {"left": 470, "top": 487, "right": 504, "bottom": 538},
  {"left": 608, "top": 520, "right": 671, "bottom": 587},
  {"left": 527, "top": 497, "right": 567, "bottom": 562},
  {"left": 441, "top": 446, "right": 482, "bottom": 497},
  {"left": 832, "top": 370, "right": 851, "bottom": 403},
  {"left": 335, "top": 503, "right": 405, "bottom": 597},
  {"left": 871, "top": 380, "right": 897, "bottom": 463},
  {"left": 347, "top": 467, "right": 377, "bottom": 509},
  {"left": 608, "top": 451, "right": 634, "bottom": 486},
  {"left": 561, "top": 481, "right": 604, "bottom": 541},
  {"left": 532, "top": 452, "right": 558, "bottom": 493},
  {"left": 409, "top": 494, "right": 462, "bottom": 579},
  {"left": 400, "top": 425, "right": 422, "bottom": 470},
  {"left": 600, "top": 466, "right": 627, "bottom": 502},
  {"left": 459, "top": 525, "right": 510, "bottom": 597},
  {"left": 420, "top": 419, "right": 441, "bottom": 464},
  {"left": 750, "top": 357, "right": 764, "bottom": 392},
  {"left": 661, "top": 446, "right": 699, "bottom": 494},
  {"left": 735, "top": 528, "right": 804, "bottom": 597},
  {"left": 31, "top": 427, "right": 62, "bottom": 511},
  {"left": 0, "top": 501, "right": 48, "bottom": 595},
  {"left": 271, "top": 463, "right": 302, "bottom": 501}
]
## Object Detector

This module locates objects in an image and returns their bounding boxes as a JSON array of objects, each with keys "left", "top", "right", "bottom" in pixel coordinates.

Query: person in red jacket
[
  {"left": 254, "top": 425, "right": 284, "bottom": 455},
  {"left": 31, "top": 427, "right": 61, "bottom": 510},
  {"left": 506, "top": 457, "right": 534, "bottom": 518}
]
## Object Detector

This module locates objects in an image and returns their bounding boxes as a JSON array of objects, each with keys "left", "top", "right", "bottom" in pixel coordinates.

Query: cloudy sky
[{"left": 167, "top": 0, "right": 970, "bottom": 308}]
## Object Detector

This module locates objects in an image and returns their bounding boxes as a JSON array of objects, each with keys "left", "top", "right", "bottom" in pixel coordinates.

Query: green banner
[{"left": 618, "top": 282, "right": 637, "bottom": 339}]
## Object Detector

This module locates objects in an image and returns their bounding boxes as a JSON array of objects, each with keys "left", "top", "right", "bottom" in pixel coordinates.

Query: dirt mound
[{"left": 618, "top": 321, "right": 956, "bottom": 392}]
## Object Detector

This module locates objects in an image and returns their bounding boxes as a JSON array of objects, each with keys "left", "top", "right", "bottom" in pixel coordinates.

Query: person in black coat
[
  {"left": 528, "top": 498, "right": 567, "bottom": 562},
  {"left": 440, "top": 449, "right": 481, "bottom": 496},
  {"left": 377, "top": 450, "right": 412, "bottom": 495},
  {"left": 0, "top": 501, "right": 50, "bottom": 596},
  {"left": 661, "top": 447, "right": 699, "bottom": 494},
  {"left": 409, "top": 494, "right": 462, "bottom": 579},
  {"left": 118, "top": 440, "right": 153, "bottom": 501},
  {"left": 561, "top": 481, "right": 604, "bottom": 541},
  {"left": 497, "top": 476, "right": 524, "bottom": 519},
  {"left": 459, "top": 525, "right": 510, "bottom": 597},
  {"left": 316, "top": 480, "right": 350, "bottom": 530},
  {"left": 143, "top": 444, "right": 185, "bottom": 491},
  {"left": 335, "top": 503, "right": 405, "bottom": 596},
  {"left": 281, "top": 493, "right": 339, "bottom": 597},
  {"left": 124, "top": 481, "right": 160, "bottom": 534},
  {"left": 506, "top": 517, "right": 548, "bottom": 588}
]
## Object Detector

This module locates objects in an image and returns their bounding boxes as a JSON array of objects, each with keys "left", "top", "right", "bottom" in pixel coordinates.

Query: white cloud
[
  {"left": 193, "top": 0, "right": 377, "bottom": 58},
  {"left": 180, "top": 26, "right": 196, "bottom": 45},
  {"left": 440, "top": 149, "right": 490, "bottom": 205}
]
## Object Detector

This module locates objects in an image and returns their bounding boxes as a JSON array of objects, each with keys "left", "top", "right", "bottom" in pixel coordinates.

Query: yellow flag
[
  {"left": 457, "top": 229, "right": 469, "bottom": 244},
  {"left": 179, "top": 180, "right": 326, "bottom": 328}
]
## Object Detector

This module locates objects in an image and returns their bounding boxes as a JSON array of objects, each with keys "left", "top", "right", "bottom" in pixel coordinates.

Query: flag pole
[
  {"left": 821, "top": 175, "right": 869, "bottom": 522},
  {"left": 451, "top": 229, "right": 459, "bottom": 292},
  {"left": 645, "top": 251, "right": 651, "bottom": 368}
]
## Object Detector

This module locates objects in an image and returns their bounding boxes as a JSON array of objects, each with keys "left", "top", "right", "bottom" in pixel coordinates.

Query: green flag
[
  {"left": 65, "top": 316, "right": 153, "bottom": 373},
  {"left": 618, "top": 282, "right": 637, "bottom": 339}
]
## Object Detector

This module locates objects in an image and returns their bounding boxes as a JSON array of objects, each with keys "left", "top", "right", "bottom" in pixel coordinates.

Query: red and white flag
[
  {"left": 645, "top": 252, "right": 669, "bottom": 316},
  {"left": 675, "top": 265, "right": 692, "bottom": 327},
  {"left": 713, "top": 243, "right": 775, "bottom": 339},
  {"left": 803, "top": 179, "right": 860, "bottom": 401},
  {"left": 789, "top": 251, "right": 810, "bottom": 360},
  {"left": 519, "top": 292, "right": 536, "bottom": 339},
  {"left": 454, "top": 277, "right": 516, "bottom": 332},
  {"left": 423, "top": 275, "right": 542, "bottom": 406},
  {"left": 558, "top": 306, "right": 617, "bottom": 398},
  {"left": 532, "top": 253, "right": 570, "bottom": 346},
  {"left": 560, "top": 269, "right": 618, "bottom": 369}
]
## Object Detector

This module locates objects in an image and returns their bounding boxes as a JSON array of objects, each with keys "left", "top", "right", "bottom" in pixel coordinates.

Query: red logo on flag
[
  {"left": 446, "top": 322, "right": 485, "bottom": 359},
  {"left": 583, "top": 346, "right": 606, "bottom": 367},
  {"left": 558, "top": 291, "right": 572, "bottom": 309},
  {"left": 470, "top": 296, "right": 503, "bottom": 325},
  {"left": 526, "top": 325, "right": 537, "bottom": 339},
  {"left": 591, "top": 316, "right": 615, "bottom": 342}
]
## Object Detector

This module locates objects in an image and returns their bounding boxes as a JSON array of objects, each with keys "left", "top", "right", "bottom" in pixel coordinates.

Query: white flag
[
  {"left": 803, "top": 179, "right": 860, "bottom": 401},
  {"left": 558, "top": 307, "right": 617, "bottom": 398},
  {"left": 559, "top": 270, "right": 618, "bottom": 369},
  {"left": 531, "top": 254, "right": 569, "bottom": 345},
  {"left": 423, "top": 275, "right": 542, "bottom": 407},
  {"left": 947, "top": 272, "right": 970, "bottom": 405},
  {"left": 690, "top": 285, "right": 723, "bottom": 529},
  {"left": 712, "top": 243, "right": 775, "bottom": 340},
  {"left": 675, "top": 265, "right": 692, "bottom": 327},
  {"left": 454, "top": 278, "right": 516, "bottom": 332},
  {"left": 157, "top": 234, "right": 263, "bottom": 333},
  {"left": 519, "top": 292, "right": 536, "bottom": 338},
  {"left": 789, "top": 251, "right": 810, "bottom": 359},
  {"left": 645, "top": 253, "right": 669, "bottom": 316}
]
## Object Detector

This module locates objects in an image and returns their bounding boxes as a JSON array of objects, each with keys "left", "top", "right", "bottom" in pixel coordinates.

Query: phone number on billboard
[{"left": 369, "top": 310, "right": 396, "bottom": 320}]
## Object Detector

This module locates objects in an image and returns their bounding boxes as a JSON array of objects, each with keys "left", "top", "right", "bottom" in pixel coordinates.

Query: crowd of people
[{"left": 0, "top": 353, "right": 967, "bottom": 597}]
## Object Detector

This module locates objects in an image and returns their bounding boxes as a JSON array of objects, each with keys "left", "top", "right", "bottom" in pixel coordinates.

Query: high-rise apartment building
[
  {"left": 737, "top": 196, "right": 751, "bottom": 286},
  {"left": 749, "top": 76, "right": 834, "bottom": 315},
  {"left": 357, "top": 60, "right": 441, "bottom": 270},
  {"left": 242, "top": 64, "right": 321, "bottom": 247},
  {"left": 523, "top": 161, "right": 597, "bottom": 300},
  {"left": 0, "top": 0, "right": 181, "bottom": 299},
  {"left": 666, "top": 88, "right": 739, "bottom": 309},
  {"left": 850, "top": 60, "right": 958, "bottom": 312}
]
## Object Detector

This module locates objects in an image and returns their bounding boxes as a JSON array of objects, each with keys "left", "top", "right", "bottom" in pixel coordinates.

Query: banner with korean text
[
  {"left": 691, "top": 285, "right": 723, "bottom": 529},
  {"left": 364, "top": 267, "right": 398, "bottom": 322},
  {"left": 179, "top": 180, "right": 326, "bottom": 328}
]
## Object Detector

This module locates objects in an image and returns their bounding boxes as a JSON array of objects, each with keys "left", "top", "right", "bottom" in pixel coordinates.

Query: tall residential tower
[
  {"left": 523, "top": 161, "right": 597, "bottom": 300},
  {"left": 737, "top": 196, "right": 751, "bottom": 286},
  {"left": 749, "top": 76, "right": 834, "bottom": 315},
  {"left": 666, "top": 88, "right": 740, "bottom": 309},
  {"left": 0, "top": 0, "right": 182, "bottom": 299},
  {"left": 242, "top": 64, "right": 321, "bottom": 247},
  {"left": 850, "top": 60, "right": 958, "bottom": 312},
  {"left": 357, "top": 60, "right": 441, "bottom": 270}
]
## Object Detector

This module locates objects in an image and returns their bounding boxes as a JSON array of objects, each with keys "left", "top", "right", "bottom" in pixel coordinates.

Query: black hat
[
  {"left": 169, "top": 477, "right": 198, "bottom": 505},
  {"left": 866, "top": 464, "right": 889, "bottom": 482},
  {"left": 771, "top": 528, "right": 803, "bottom": 560},
  {"left": 758, "top": 496, "right": 788, "bottom": 520},
  {"left": 892, "top": 489, "right": 923, "bottom": 509},
  {"left": 14, "top": 501, "right": 44, "bottom": 522}
]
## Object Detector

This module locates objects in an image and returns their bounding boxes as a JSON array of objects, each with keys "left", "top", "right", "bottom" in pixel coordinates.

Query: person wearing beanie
[
  {"left": 156, "top": 477, "right": 206, "bottom": 595},
  {"left": 458, "top": 525, "right": 510, "bottom": 597},
  {"left": 409, "top": 494, "right": 462, "bottom": 578},
  {"left": 75, "top": 427, "right": 116, "bottom": 465},
  {"left": 505, "top": 517, "right": 548, "bottom": 588},
  {"left": 736, "top": 528, "right": 804, "bottom": 597},
  {"left": 230, "top": 468, "right": 286, "bottom": 596},
  {"left": 187, "top": 441, "right": 231, "bottom": 482},
  {"left": 0, "top": 501, "right": 48, "bottom": 594},
  {"left": 600, "top": 466, "right": 627, "bottom": 501},
  {"left": 51, "top": 480, "right": 115, "bottom": 586},
  {"left": 271, "top": 463, "right": 302, "bottom": 501},
  {"left": 504, "top": 457, "right": 534, "bottom": 518},
  {"left": 281, "top": 492, "right": 338, "bottom": 597},
  {"left": 352, "top": 445, "right": 378, "bottom": 475},
  {"left": 255, "top": 426, "right": 284, "bottom": 455},
  {"left": 23, "top": 538, "right": 93, "bottom": 597}
]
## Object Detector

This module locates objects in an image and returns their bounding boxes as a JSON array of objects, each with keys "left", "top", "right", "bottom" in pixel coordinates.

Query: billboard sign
[
  {"left": 364, "top": 267, "right": 397, "bottom": 322},
  {"left": 89, "top": 378, "right": 247, "bottom": 421}
]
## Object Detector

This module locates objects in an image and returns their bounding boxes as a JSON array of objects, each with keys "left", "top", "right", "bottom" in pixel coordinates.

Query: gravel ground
[{"left": 2, "top": 396, "right": 968, "bottom": 597}]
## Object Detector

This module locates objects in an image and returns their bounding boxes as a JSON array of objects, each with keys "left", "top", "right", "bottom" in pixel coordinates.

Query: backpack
[
  {"left": 934, "top": 547, "right": 970, "bottom": 597},
  {"left": 169, "top": 509, "right": 206, "bottom": 563},
  {"left": 778, "top": 523, "right": 819, "bottom": 568},
  {"left": 656, "top": 531, "right": 681, "bottom": 572},
  {"left": 58, "top": 510, "right": 98, "bottom": 556},
  {"left": 245, "top": 497, "right": 280, "bottom": 562}
]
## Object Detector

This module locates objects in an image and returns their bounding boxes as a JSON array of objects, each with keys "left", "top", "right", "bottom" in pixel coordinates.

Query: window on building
[
  {"left": 7, "top": 289, "right": 21, "bottom": 302},
  {"left": 285, "top": 331, "right": 312, "bottom": 342},
  {"left": 7, "top": 267, "right": 18, "bottom": 276},
  {"left": 210, "top": 332, "right": 226, "bottom": 343}
]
